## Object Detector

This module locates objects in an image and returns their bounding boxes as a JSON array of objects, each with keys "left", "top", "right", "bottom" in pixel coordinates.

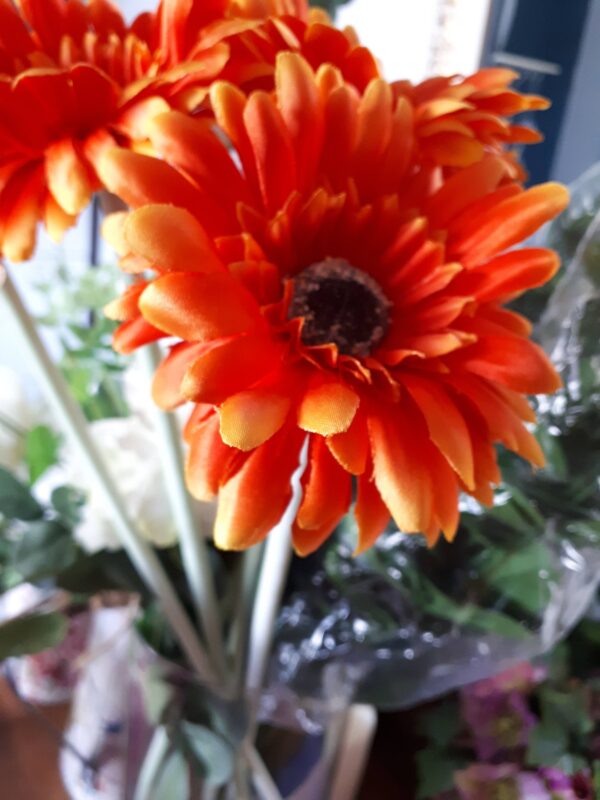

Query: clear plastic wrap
[{"left": 263, "top": 166, "right": 600, "bottom": 725}]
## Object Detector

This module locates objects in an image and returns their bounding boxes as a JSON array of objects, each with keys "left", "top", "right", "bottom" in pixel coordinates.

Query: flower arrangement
[
  {"left": 1, "top": 0, "right": 595, "bottom": 796},
  {"left": 414, "top": 613, "right": 600, "bottom": 800}
]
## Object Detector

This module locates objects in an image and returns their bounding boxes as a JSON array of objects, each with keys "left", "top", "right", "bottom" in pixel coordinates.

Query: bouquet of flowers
[{"left": 1, "top": 0, "right": 595, "bottom": 797}]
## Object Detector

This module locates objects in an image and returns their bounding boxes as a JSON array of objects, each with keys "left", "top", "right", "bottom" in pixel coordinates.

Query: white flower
[
  {"left": 67, "top": 416, "right": 178, "bottom": 552},
  {"left": 57, "top": 414, "right": 216, "bottom": 553}
]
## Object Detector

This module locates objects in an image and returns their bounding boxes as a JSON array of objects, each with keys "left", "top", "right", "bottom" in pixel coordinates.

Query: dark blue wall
[{"left": 481, "top": 0, "right": 592, "bottom": 184}]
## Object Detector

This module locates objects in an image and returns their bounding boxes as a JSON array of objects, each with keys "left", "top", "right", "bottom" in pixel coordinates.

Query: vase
[{"left": 59, "top": 599, "right": 375, "bottom": 800}]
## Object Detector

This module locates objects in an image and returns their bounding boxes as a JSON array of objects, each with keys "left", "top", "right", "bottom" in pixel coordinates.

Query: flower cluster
[
  {"left": 0, "top": 0, "right": 374, "bottom": 260},
  {"left": 3, "top": 0, "right": 569, "bottom": 555}
]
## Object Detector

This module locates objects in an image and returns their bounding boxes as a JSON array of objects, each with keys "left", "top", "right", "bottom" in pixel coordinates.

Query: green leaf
[
  {"left": 593, "top": 761, "right": 600, "bottom": 797},
  {"left": 0, "top": 612, "right": 68, "bottom": 659},
  {"left": 142, "top": 668, "right": 173, "bottom": 725},
  {"left": 415, "top": 749, "right": 467, "bottom": 799},
  {"left": 480, "top": 541, "right": 554, "bottom": 615},
  {"left": 151, "top": 749, "right": 189, "bottom": 800},
  {"left": 24, "top": 425, "right": 61, "bottom": 484},
  {"left": 417, "top": 699, "right": 461, "bottom": 748},
  {"left": 13, "top": 519, "right": 77, "bottom": 581},
  {"left": 526, "top": 720, "right": 569, "bottom": 767},
  {"left": 182, "top": 722, "right": 234, "bottom": 788},
  {"left": 51, "top": 485, "right": 85, "bottom": 526},
  {"left": 539, "top": 686, "right": 593, "bottom": 738},
  {"left": 403, "top": 570, "right": 528, "bottom": 639},
  {"left": 0, "top": 467, "right": 43, "bottom": 520}
]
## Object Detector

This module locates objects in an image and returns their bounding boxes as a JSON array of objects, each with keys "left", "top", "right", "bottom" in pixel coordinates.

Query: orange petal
[
  {"left": 326, "top": 409, "right": 368, "bottom": 474},
  {"left": 243, "top": 90, "right": 297, "bottom": 213},
  {"left": 214, "top": 425, "right": 306, "bottom": 550},
  {"left": 182, "top": 333, "right": 282, "bottom": 405},
  {"left": 457, "top": 335, "right": 561, "bottom": 395},
  {"left": 354, "top": 469, "right": 390, "bottom": 554},
  {"left": 124, "top": 205, "right": 223, "bottom": 274},
  {"left": 152, "top": 342, "right": 210, "bottom": 410},
  {"left": 368, "top": 401, "right": 432, "bottom": 534},
  {"left": 186, "top": 412, "right": 242, "bottom": 502},
  {"left": 44, "top": 193, "right": 76, "bottom": 242},
  {"left": 0, "top": 164, "right": 44, "bottom": 262},
  {"left": 112, "top": 317, "right": 164, "bottom": 354},
  {"left": 297, "top": 379, "right": 359, "bottom": 435},
  {"left": 450, "top": 183, "right": 569, "bottom": 267},
  {"left": 426, "top": 155, "right": 507, "bottom": 227},
  {"left": 45, "top": 138, "right": 93, "bottom": 216},
  {"left": 101, "top": 211, "right": 129, "bottom": 256},
  {"left": 104, "top": 282, "right": 146, "bottom": 321},
  {"left": 96, "top": 148, "right": 232, "bottom": 235},
  {"left": 403, "top": 374, "right": 475, "bottom": 489},
  {"left": 146, "top": 111, "right": 251, "bottom": 208},
  {"left": 473, "top": 248, "right": 560, "bottom": 302},
  {"left": 293, "top": 436, "right": 351, "bottom": 555},
  {"left": 423, "top": 132, "right": 484, "bottom": 167},
  {"left": 275, "top": 52, "right": 322, "bottom": 192},
  {"left": 219, "top": 389, "right": 290, "bottom": 451},
  {"left": 139, "top": 272, "right": 261, "bottom": 342}
]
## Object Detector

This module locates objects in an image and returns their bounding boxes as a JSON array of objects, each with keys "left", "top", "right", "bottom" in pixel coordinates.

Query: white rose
[{"left": 58, "top": 414, "right": 216, "bottom": 553}]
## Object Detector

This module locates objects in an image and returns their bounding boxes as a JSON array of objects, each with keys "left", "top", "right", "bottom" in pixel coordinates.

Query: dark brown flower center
[{"left": 288, "top": 258, "right": 391, "bottom": 357}]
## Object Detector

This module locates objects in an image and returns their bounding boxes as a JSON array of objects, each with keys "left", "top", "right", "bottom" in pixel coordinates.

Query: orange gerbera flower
[
  {"left": 0, "top": 0, "right": 376, "bottom": 261},
  {"left": 394, "top": 68, "right": 548, "bottom": 178},
  {"left": 100, "top": 54, "right": 568, "bottom": 555}
]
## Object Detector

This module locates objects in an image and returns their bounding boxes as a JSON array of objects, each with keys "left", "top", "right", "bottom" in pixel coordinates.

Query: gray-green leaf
[
  {"left": 0, "top": 467, "right": 43, "bottom": 520},
  {"left": 0, "top": 612, "right": 68, "bottom": 659},
  {"left": 182, "top": 721, "right": 235, "bottom": 787}
]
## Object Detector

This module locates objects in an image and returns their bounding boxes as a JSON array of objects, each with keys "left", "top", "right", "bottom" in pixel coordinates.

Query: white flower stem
[
  {"left": 1, "top": 269, "right": 216, "bottom": 686},
  {"left": 133, "top": 725, "right": 170, "bottom": 800},
  {"left": 244, "top": 440, "right": 308, "bottom": 731},
  {"left": 139, "top": 344, "right": 227, "bottom": 676}
]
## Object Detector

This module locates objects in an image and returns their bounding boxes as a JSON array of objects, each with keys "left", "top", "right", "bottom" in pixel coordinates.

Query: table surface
[
  {"left": 0, "top": 679, "right": 68, "bottom": 800},
  {"left": 0, "top": 675, "right": 415, "bottom": 799}
]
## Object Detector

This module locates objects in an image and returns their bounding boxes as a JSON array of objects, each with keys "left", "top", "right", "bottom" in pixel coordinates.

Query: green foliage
[
  {"left": 0, "top": 611, "right": 68, "bottom": 659},
  {"left": 417, "top": 698, "right": 462, "bottom": 749},
  {"left": 24, "top": 425, "right": 61, "bottom": 484},
  {"left": 35, "top": 263, "right": 129, "bottom": 421},
  {"left": 0, "top": 467, "right": 43, "bottom": 520},
  {"left": 415, "top": 749, "right": 468, "bottom": 800},
  {"left": 181, "top": 721, "right": 234, "bottom": 787},
  {"left": 50, "top": 485, "right": 85, "bottom": 527},
  {"left": 151, "top": 749, "right": 189, "bottom": 800},
  {"left": 13, "top": 519, "right": 78, "bottom": 582}
]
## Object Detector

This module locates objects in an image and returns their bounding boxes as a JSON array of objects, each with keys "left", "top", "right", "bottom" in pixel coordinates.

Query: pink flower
[{"left": 455, "top": 764, "right": 550, "bottom": 800}]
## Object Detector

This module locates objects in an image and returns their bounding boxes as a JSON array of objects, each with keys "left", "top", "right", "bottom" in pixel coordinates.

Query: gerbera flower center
[{"left": 289, "top": 258, "right": 391, "bottom": 357}]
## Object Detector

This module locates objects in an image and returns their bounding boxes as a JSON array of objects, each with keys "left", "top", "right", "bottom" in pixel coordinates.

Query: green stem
[
  {"left": 139, "top": 345, "right": 228, "bottom": 678},
  {"left": 2, "top": 270, "right": 216, "bottom": 687}
]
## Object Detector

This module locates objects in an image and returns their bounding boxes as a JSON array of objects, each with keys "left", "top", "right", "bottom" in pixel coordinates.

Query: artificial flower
[
  {"left": 100, "top": 53, "right": 568, "bottom": 555},
  {"left": 394, "top": 67, "right": 549, "bottom": 179},
  {"left": 455, "top": 764, "right": 551, "bottom": 800},
  {"left": 461, "top": 684, "right": 537, "bottom": 760},
  {"left": 0, "top": 0, "right": 376, "bottom": 261},
  {"left": 40, "top": 414, "right": 213, "bottom": 553}
]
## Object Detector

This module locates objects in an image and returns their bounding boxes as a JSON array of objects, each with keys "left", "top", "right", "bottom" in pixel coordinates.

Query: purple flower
[
  {"left": 461, "top": 689, "right": 537, "bottom": 760},
  {"left": 455, "top": 764, "right": 550, "bottom": 800},
  {"left": 539, "top": 768, "right": 594, "bottom": 799}
]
